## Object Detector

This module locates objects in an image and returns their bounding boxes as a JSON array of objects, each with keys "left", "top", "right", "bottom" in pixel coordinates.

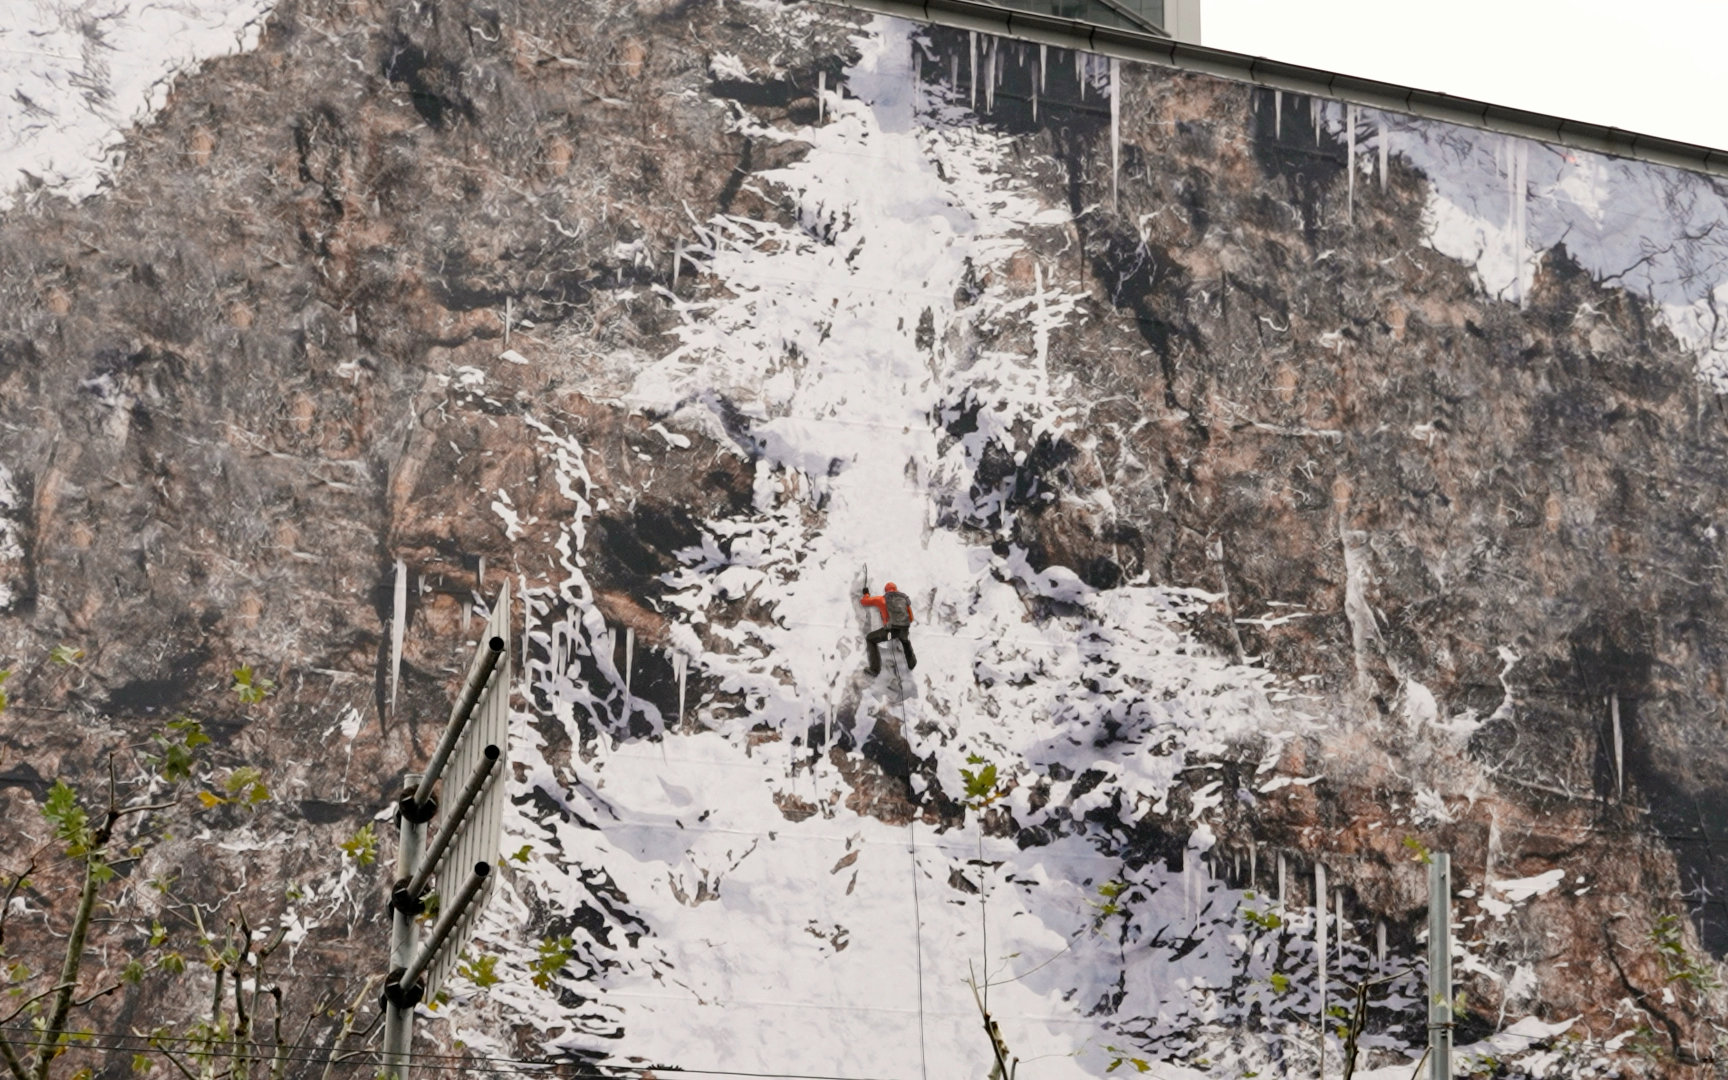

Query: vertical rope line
[
  {"left": 909, "top": 820, "right": 929, "bottom": 1080},
  {"left": 979, "top": 815, "right": 989, "bottom": 1013}
]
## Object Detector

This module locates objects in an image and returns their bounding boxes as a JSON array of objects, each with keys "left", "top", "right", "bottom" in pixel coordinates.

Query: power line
[{"left": 0, "top": 1025, "right": 906, "bottom": 1080}]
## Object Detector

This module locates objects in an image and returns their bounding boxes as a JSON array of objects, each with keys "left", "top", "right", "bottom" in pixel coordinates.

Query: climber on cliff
[{"left": 860, "top": 582, "right": 917, "bottom": 676}]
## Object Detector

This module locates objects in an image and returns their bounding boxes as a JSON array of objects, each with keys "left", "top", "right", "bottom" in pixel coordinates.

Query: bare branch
[
  {"left": 0, "top": 1030, "right": 30, "bottom": 1080},
  {"left": 0, "top": 982, "right": 72, "bottom": 1026},
  {"left": 156, "top": 1046, "right": 201, "bottom": 1080},
  {"left": 0, "top": 849, "right": 44, "bottom": 948},
  {"left": 71, "top": 981, "right": 120, "bottom": 1009},
  {"left": 318, "top": 976, "right": 379, "bottom": 1080}
]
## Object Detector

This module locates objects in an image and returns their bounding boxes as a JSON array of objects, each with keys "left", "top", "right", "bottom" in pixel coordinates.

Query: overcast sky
[{"left": 1205, "top": 0, "right": 1727, "bottom": 152}]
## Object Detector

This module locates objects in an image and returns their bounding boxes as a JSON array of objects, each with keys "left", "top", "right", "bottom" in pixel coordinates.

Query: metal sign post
[
  {"left": 1427, "top": 853, "right": 1453, "bottom": 1080},
  {"left": 380, "top": 584, "right": 513, "bottom": 1080}
]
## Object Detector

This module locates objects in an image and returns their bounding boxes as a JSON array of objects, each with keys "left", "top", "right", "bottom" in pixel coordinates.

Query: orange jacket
[{"left": 860, "top": 590, "right": 914, "bottom": 627}]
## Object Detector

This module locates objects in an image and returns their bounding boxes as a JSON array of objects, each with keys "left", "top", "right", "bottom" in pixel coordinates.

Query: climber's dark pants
[{"left": 866, "top": 626, "right": 916, "bottom": 674}]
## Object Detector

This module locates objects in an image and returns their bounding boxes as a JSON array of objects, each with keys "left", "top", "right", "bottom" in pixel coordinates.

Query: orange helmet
[{"left": 885, "top": 582, "right": 898, "bottom": 592}]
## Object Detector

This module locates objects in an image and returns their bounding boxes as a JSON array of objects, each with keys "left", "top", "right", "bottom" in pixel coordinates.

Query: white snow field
[
  {"left": 419, "top": 16, "right": 1606, "bottom": 1080},
  {"left": 0, "top": 0, "right": 272, "bottom": 208}
]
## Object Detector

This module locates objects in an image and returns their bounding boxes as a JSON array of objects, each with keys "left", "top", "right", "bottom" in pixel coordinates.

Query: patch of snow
[
  {"left": 0, "top": 0, "right": 274, "bottom": 208},
  {"left": 1329, "top": 104, "right": 1728, "bottom": 389}
]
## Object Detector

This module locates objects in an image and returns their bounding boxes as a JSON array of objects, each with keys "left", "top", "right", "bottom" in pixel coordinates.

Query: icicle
[
  {"left": 1109, "top": 57, "right": 1120, "bottom": 213},
  {"left": 1335, "top": 888, "right": 1346, "bottom": 949},
  {"left": 673, "top": 652, "right": 689, "bottom": 730},
  {"left": 1273, "top": 89, "right": 1282, "bottom": 139},
  {"left": 1514, "top": 139, "right": 1529, "bottom": 308},
  {"left": 1033, "top": 263, "right": 1048, "bottom": 373},
  {"left": 1277, "top": 853, "right": 1287, "bottom": 908},
  {"left": 1345, "top": 104, "right": 1355, "bottom": 224},
  {"left": 1032, "top": 79, "right": 1038, "bottom": 123},
  {"left": 1315, "top": 862, "right": 1328, "bottom": 1037},
  {"left": 1076, "top": 50, "right": 1085, "bottom": 101},
  {"left": 503, "top": 296, "right": 512, "bottom": 347},
  {"left": 969, "top": 31, "right": 977, "bottom": 110},
  {"left": 988, "top": 41, "right": 1002, "bottom": 111},
  {"left": 1376, "top": 920, "right": 1387, "bottom": 966},
  {"left": 624, "top": 625, "right": 636, "bottom": 701},
  {"left": 1611, "top": 692, "right": 1624, "bottom": 799},
  {"left": 950, "top": 53, "right": 958, "bottom": 94},
  {"left": 389, "top": 557, "right": 407, "bottom": 711},
  {"left": 1379, "top": 122, "right": 1389, "bottom": 191},
  {"left": 818, "top": 70, "right": 826, "bottom": 123},
  {"left": 1485, "top": 812, "right": 1500, "bottom": 891},
  {"left": 1249, "top": 841, "right": 1257, "bottom": 888},
  {"left": 1312, "top": 97, "right": 1321, "bottom": 146},
  {"left": 672, "top": 240, "right": 682, "bottom": 288},
  {"left": 477, "top": 555, "right": 485, "bottom": 590},
  {"left": 1039, "top": 44, "right": 1046, "bottom": 93}
]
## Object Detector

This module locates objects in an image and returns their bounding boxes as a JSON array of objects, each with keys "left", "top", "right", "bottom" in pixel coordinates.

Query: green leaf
[
  {"left": 1402, "top": 835, "right": 1433, "bottom": 865},
  {"left": 225, "top": 766, "right": 270, "bottom": 805},
  {"left": 50, "top": 644, "right": 84, "bottom": 666},
  {"left": 168, "top": 717, "right": 210, "bottom": 748},
  {"left": 148, "top": 921, "right": 168, "bottom": 947},
  {"left": 131, "top": 1052, "right": 152, "bottom": 1074},
  {"left": 121, "top": 959, "right": 146, "bottom": 984},
  {"left": 340, "top": 823, "right": 378, "bottom": 867},
  {"left": 512, "top": 845, "right": 533, "bottom": 864},
  {"left": 960, "top": 756, "right": 1001, "bottom": 807},
  {"left": 530, "top": 936, "right": 575, "bottom": 990},
  {"left": 232, "top": 666, "right": 275, "bottom": 704},
  {"left": 42, "top": 779, "right": 92, "bottom": 855},
  {"left": 157, "top": 952, "right": 185, "bottom": 975},
  {"left": 457, "top": 951, "right": 501, "bottom": 989},
  {"left": 1269, "top": 972, "right": 1291, "bottom": 995}
]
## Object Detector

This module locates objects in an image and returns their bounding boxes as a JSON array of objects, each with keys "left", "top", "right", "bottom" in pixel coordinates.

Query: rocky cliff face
[{"left": 4, "top": 0, "right": 1728, "bottom": 1076}]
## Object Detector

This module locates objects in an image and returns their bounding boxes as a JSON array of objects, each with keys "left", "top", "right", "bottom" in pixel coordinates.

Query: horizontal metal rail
[
  {"left": 402, "top": 862, "right": 491, "bottom": 991},
  {"left": 407, "top": 745, "right": 500, "bottom": 899},
  {"left": 414, "top": 636, "right": 504, "bottom": 807},
  {"left": 815, "top": 0, "right": 1728, "bottom": 178}
]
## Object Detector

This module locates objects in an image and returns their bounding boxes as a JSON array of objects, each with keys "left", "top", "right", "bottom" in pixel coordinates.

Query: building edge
[{"left": 815, "top": 0, "right": 1728, "bottom": 179}]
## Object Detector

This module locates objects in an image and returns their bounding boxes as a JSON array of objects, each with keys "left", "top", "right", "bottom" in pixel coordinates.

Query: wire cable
[{"left": 0, "top": 1024, "right": 908, "bottom": 1080}]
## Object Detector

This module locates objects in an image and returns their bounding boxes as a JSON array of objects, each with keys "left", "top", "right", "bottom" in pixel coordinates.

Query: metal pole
[
  {"left": 414, "top": 637, "right": 504, "bottom": 804},
  {"left": 383, "top": 774, "right": 427, "bottom": 1080},
  {"left": 1427, "top": 853, "right": 1452, "bottom": 1080},
  {"left": 402, "top": 863, "right": 492, "bottom": 990},
  {"left": 407, "top": 746, "right": 500, "bottom": 898}
]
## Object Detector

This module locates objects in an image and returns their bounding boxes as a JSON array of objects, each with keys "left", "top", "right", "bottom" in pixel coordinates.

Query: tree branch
[
  {"left": 29, "top": 851, "right": 103, "bottom": 1080},
  {"left": 71, "top": 981, "right": 120, "bottom": 1009},
  {"left": 0, "top": 983, "right": 73, "bottom": 1026},
  {"left": 156, "top": 1046, "right": 201, "bottom": 1080},
  {"left": 0, "top": 1030, "right": 31, "bottom": 1080},
  {"left": 0, "top": 850, "right": 43, "bottom": 949}
]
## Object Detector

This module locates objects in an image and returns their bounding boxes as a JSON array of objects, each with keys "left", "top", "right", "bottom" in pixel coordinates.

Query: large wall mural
[{"left": 5, "top": 1, "right": 1728, "bottom": 1077}]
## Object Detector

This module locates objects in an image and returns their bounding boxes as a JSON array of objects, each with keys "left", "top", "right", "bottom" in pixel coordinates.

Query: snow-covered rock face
[
  {"left": 7, "top": 1, "right": 1728, "bottom": 1077},
  {"left": 0, "top": 0, "right": 273, "bottom": 208}
]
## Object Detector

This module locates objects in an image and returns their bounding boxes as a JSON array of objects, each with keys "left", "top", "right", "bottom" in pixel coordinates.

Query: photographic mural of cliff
[{"left": 5, "top": 0, "right": 1728, "bottom": 1076}]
